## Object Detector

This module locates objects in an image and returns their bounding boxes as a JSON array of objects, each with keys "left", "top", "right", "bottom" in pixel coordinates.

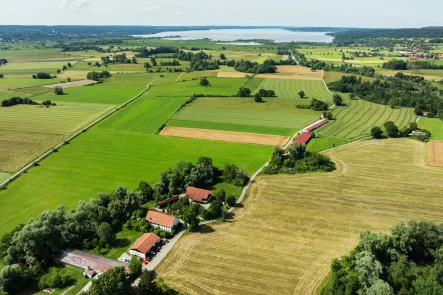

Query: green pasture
[
  {"left": 0, "top": 103, "right": 113, "bottom": 134},
  {"left": 418, "top": 118, "right": 443, "bottom": 139},
  {"left": 306, "top": 136, "right": 350, "bottom": 152},
  {"left": 0, "top": 61, "right": 73, "bottom": 75},
  {"left": 87, "top": 229, "right": 142, "bottom": 260},
  {"left": 148, "top": 77, "right": 247, "bottom": 97},
  {"left": 0, "top": 48, "right": 82, "bottom": 63},
  {"left": 171, "top": 97, "right": 320, "bottom": 135},
  {"left": 33, "top": 73, "right": 158, "bottom": 104},
  {"left": 0, "top": 172, "right": 11, "bottom": 183},
  {"left": 0, "top": 76, "right": 65, "bottom": 89},
  {"left": 244, "top": 77, "right": 265, "bottom": 93},
  {"left": 317, "top": 99, "right": 415, "bottom": 141},
  {"left": 254, "top": 78, "right": 333, "bottom": 102},
  {"left": 322, "top": 71, "right": 376, "bottom": 83},
  {"left": 98, "top": 94, "right": 187, "bottom": 134},
  {"left": 0, "top": 128, "right": 272, "bottom": 237}
]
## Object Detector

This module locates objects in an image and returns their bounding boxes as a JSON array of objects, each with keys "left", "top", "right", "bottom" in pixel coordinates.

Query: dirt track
[
  {"left": 255, "top": 74, "right": 321, "bottom": 80},
  {"left": 160, "top": 126, "right": 290, "bottom": 146},
  {"left": 276, "top": 65, "right": 321, "bottom": 76},
  {"left": 217, "top": 72, "right": 252, "bottom": 78},
  {"left": 428, "top": 141, "right": 443, "bottom": 166},
  {"left": 43, "top": 79, "right": 98, "bottom": 89}
]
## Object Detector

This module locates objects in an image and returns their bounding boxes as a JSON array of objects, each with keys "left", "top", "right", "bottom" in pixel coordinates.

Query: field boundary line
[
  {"left": 0, "top": 78, "right": 159, "bottom": 189},
  {"left": 321, "top": 70, "right": 334, "bottom": 96},
  {"left": 175, "top": 72, "right": 184, "bottom": 83}
]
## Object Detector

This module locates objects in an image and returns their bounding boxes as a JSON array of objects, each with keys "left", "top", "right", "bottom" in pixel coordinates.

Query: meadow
[
  {"left": 418, "top": 118, "right": 443, "bottom": 139},
  {"left": 157, "top": 139, "right": 443, "bottom": 295},
  {"left": 253, "top": 78, "right": 332, "bottom": 102},
  {"left": 169, "top": 97, "right": 321, "bottom": 136},
  {"left": 0, "top": 127, "right": 272, "bottom": 237},
  {"left": 317, "top": 99, "right": 415, "bottom": 141},
  {"left": 98, "top": 94, "right": 188, "bottom": 134}
]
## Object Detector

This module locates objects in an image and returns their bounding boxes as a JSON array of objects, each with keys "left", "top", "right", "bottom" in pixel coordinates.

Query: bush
[
  {"left": 371, "top": 126, "right": 384, "bottom": 139},
  {"left": 254, "top": 93, "right": 263, "bottom": 102},
  {"left": 38, "top": 267, "right": 75, "bottom": 290},
  {"left": 310, "top": 99, "right": 328, "bottom": 111},
  {"left": 258, "top": 89, "right": 275, "bottom": 97},
  {"left": 226, "top": 195, "right": 236, "bottom": 207},
  {"left": 236, "top": 87, "right": 251, "bottom": 97},
  {"left": 53, "top": 86, "right": 63, "bottom": 95},
  {"left": 199, "top": 77, "right": 210, "bottom": 86},
  {"left": 33, "top": 73, "right": 52, "bottom": 79},
  {"left": 0, "top": 74, "right": 5, "bottom": 78}
]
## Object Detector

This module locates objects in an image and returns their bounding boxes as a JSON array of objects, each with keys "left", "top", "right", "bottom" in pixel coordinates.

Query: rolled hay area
[
  {"left": 160, "top": 126, "right": 291, "bottom": 146},
  {"left": 428, "top": 141, "right": 443, "bottom": 166}
]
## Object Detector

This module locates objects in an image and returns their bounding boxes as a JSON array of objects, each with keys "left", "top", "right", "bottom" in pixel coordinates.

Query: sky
[{"left": 1, "top": 0, "right": 442, "bottom": 28}]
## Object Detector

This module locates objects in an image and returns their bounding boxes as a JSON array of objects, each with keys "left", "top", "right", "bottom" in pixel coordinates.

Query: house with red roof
[
  {"left": 145, "top": 210, "right": 179, "bottom": 232},
  {"left": 129, "top": 233, "right": 161, "bottom": 259},
  {"left": 186, "top": 186, "right": 212, "bottom": 203}
]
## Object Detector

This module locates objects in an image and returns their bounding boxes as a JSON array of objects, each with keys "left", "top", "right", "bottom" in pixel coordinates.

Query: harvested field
[
  {"left": 217, "top": 72, "right": 252, "bottom": 78},
  {"left": 157, "top": 139, "right": 443, "bottom": 295},
  {"left": 276, "top": 65, "right": 321, "bottom": 76},
  {"left": 255, "top": 74, "right": 321, "bottom": 80},
  {"left": 160, "top": 126, "right": 291, "bottom": 146},
  {"left": 43, "top": 79, "right": 98, "bottom": 89},
  {"left": 58, "top": 71, "right": 89, "bottom": 80},
  {"left": 428, "top": 141, "right": 443, "bottom": 166}
]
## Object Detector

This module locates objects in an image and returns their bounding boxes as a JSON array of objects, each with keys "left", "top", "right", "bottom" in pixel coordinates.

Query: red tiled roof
[
  {"left": 186, "top": 186, "right": 212, "bottom": 202},
  {"left": 294, "top": 131, "right": 312, "bottom": 144},
  {"left": 305, "top": 119, "right": 328, "bottom": 132},
  {"left": 156, "top": 195, "right": 179, "bottom": 207},
  {"left": 146, "top": 210, "right": 176, "bottom": 228},
  {"left": 130, "top": 233, "right": 160, "bottom": 254}
]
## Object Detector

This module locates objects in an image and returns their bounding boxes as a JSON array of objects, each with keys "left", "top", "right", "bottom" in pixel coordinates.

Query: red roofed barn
[
  {"left": 129, "top": 233, "right": 161, "bottom": 259},
  {"left": 186, "top": 186, "right": 212, "bottom": 203},
  {"left": 145, "top": 210, "right": 179, "bottom": 232}
]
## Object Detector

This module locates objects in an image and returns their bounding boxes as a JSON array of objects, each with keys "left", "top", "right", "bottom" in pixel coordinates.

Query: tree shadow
[
  {"left": 197, "top": 224, "right": 215, "bottom": 234},
  {"left": 112, "top": 238, "right": 131, "bottom": 248}
]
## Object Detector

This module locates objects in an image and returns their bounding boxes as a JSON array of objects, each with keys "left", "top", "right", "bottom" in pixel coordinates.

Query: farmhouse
[
  {"left": 129, "top": 233, "right": 161, "bottom": 259},
  {"left": 294, "top": 131, "right": 312, "bottom": 144},
  {"left": 186, "top": 186, "right": 213, "bottom": 203},
  {"left": 146, "top": 210, "right": 180, "bottom": 232}
]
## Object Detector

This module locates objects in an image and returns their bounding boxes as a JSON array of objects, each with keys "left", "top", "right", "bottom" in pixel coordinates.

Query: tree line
[
  {"left": 328, "top": 75, "right": 443, "bottom": 118},
  {"left": 263, "top": 144, "right": 336, "bottom": 174},
  {"left": 321, "top": 221, "right": 443, "bottom": 295},
  {"left": 383, "top": 59, "right": 443, "bottom": 70},
  {"left": 134, "top": 46, "right": 179, "bottom": 58},
  {"left": 1, "top": 97, "right": 37, "bottom": 107}
]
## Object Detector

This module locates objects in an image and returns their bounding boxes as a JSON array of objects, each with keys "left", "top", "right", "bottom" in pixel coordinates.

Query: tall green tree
[{"left": 88, "top": 267, "right": 132, "bottom": 295}]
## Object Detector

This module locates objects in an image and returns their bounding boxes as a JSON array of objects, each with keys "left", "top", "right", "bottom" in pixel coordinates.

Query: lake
[{"left": 134, "top": 29, "right": 334, "bottom": 43}]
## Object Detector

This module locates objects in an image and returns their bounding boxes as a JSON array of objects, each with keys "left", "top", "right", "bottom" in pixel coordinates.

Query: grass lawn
[
  {"left": 306, "top": 136, "right": 350, "bottom": 152},
  {"left": 210, "top": 183, "right": 244, "bottom": 199},
  {"left": 88, "top": 229, "right": 142, "bottom": 260},
  {"left": 169, "top": 97, "right": 320, "bottom": 136},
  {"left": 0, "top": 128, "right": 272, "bottom": 237},
  {"left": 243, "top": 77, "right": 265, "bottom": 93},
  {"left": 254, "top": 78, "right": 332, "bottom": 103},
  {"left": 148, "top": 77, "right": 247, "bottom": 97},
  {"left": 418, "top": 118, "right": 443, "bottom": 139},
  {"left": 33, "top": 265, "right": 89, "bottom": 295},
  {"left": 317, "top": 99, "right": 415, "bottom": 141},
  {"left": 98, "top": 94, "right": 188, "bottom": 134},
  {"left": 157, "top": 139, "right": 443, "bottom": 295}
]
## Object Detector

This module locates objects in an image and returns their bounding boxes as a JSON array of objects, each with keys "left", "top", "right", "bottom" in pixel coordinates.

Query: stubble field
[
  {"left": 157, "top": 139, "right": 443, "bottom": 295},
  {"left": 428, "top": 141, "right": 443, "bottom": 166}
]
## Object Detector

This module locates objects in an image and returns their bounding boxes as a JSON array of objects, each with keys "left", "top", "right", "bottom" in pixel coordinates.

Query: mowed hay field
[
  {"left": 168, "top": 97, "right": 321, "bottom": 136},
  {"left": 428, "top": 141, "right": 443, "bottom": 166},
  {"left": 160, "top": 126, "right": 291, "bottom": 146},
  {"left": 0, "top": 103, "right": 113, "bottom": 173},
  {"left": 254, "top": 78, "right": 332, "bottom": 102},
  {"left": 157, "top": 139, "right": 443, "bottom": 295},
  {"left": 317, "top": 99, "right": 415, "bottom": 141}
]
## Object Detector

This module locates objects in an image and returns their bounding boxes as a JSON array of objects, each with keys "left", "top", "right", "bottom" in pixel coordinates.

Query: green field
[
  {"left": 254, "top": 78, "right": 332, "bottom": 102},
  {"left": 169, "top": 97, "right": 321, "bottom": 136},
  {"left": 33, "top": 73, "right": 158, "bottom": 104},
  {"left": 148, "top": 77, "right": 247, "bottom": 97},
  {"left": 418, "top": 118, "right": 443, "bottom": 139},
  {"left": 98, "top": 94, "right": 187, "bottom": 134},
  {"left": 317, "top": 99, "right": 415, "bottom": 141},
  {"left": 306, "top": 136, "right": 350, "bottom": 152},
  {"left": 0, "top": 128, "right": 272, "bottom": 236},
  {"left": 0, "top": 103, "right": 113, "bottom": 134}
]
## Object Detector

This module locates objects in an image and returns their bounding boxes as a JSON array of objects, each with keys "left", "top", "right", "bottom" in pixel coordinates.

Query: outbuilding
[
  {"left": 129, "top": 233, "right": 161, "bottom": 259},
  {"left": 145, "top": 210, "right": 179, "bottom": 232},
  {"left": 186, "top": 186, "right": 213, "bottom": 203}
]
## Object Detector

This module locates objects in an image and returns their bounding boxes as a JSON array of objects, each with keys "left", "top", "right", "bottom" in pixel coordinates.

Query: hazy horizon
[{"left": 1, "top": 0, "right": 442, "bottom": 28}]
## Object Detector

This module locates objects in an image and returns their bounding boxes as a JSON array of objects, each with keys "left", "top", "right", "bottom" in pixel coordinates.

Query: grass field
[
  {"left": 0, "top": 128, "right": 272, "bottom": 237},
  {"left": 33, "top": 73, "right": 158, "bottom": 104},
  {"left": 169, "top": 97, "right": 321, "bottom": 136},
  {"left": 306, "top": 136, "right": 350, "bottom": 152},
  {"left": 98, "top": 94, "right": 187, "bottom": 134},
  {"left": 148, "top": 77, "right": 247, "bottom": 97},
  {"left": 157, "top": 139, "right": 443, "bottom": 295},
  {"left": 418, "top": 118, "right": 443, "bottom": 139},
  {"left": 254, "top": 78, "right": 332, "bottom": 102},
  {"left": 317, "top": 99, "right": 415, "bottom": 141}
]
